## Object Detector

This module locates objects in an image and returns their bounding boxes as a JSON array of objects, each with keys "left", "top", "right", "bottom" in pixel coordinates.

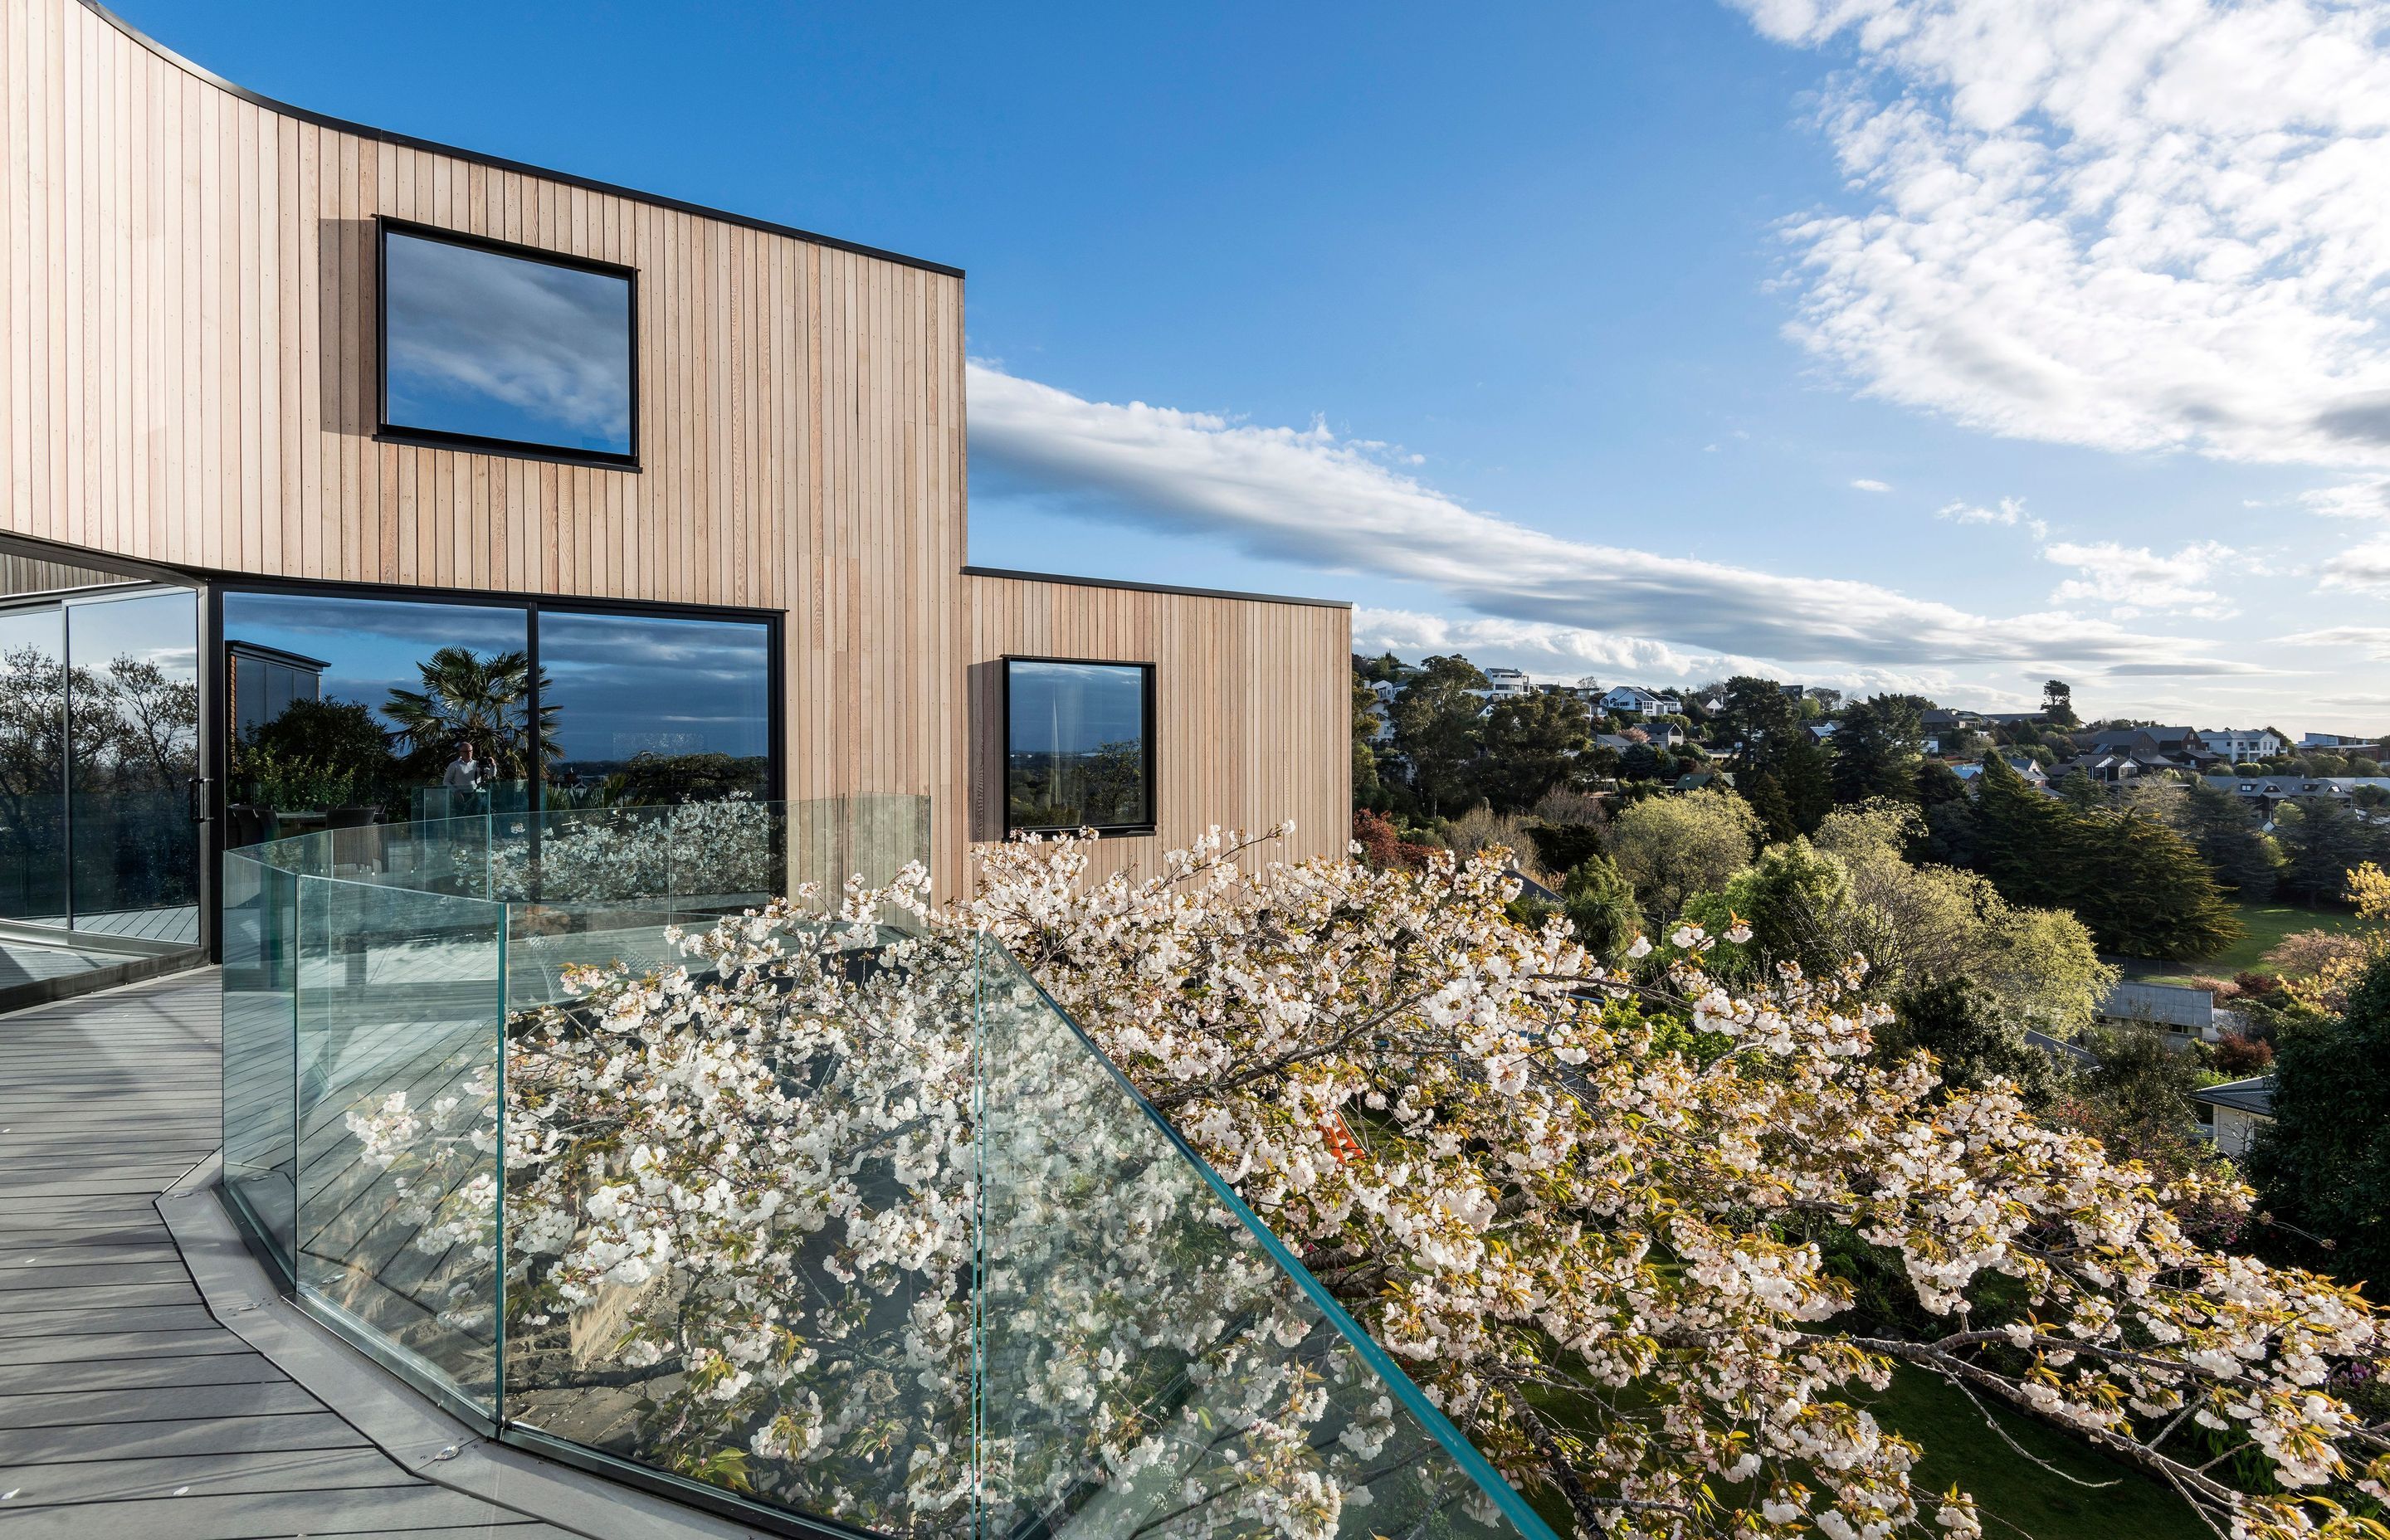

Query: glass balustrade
[{"left": 220, "top": 805, "right": 1555, "bottom": 1540}]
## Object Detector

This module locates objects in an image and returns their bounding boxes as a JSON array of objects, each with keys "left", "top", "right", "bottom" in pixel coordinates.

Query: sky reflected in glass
[{"left": 383, "top": 230, "right": 633, "bottom": 457}]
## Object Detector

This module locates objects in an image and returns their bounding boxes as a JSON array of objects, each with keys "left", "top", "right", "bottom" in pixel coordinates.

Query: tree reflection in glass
[{"left": 1005, "top": 660, "right": 1153, "bottom": 833}]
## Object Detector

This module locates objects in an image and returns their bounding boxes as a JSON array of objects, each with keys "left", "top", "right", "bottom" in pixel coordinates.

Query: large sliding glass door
[
  {"left": 0, "top": 606, "right": 68, "bottom": 927},
  {"left": 218, "top": 586, "right": 779, "bottom": 832},
  {"left": 0, "top": 582, "right": 204, "bottom": 950}
]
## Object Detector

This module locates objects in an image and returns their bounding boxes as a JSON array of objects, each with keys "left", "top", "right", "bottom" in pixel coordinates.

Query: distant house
[
  {"left": 1365, "top": 680, "right": 1398, "bottom": 745},
  {"left": 1949, "top": 754, "right": 2046, "bottom": 789},
  {"left": 1807, "top": 721, "right": 1838, "bottom": 743},
  {"left": 2097, "top": 981, "right": 2215, "bottom": 1041},
  {"left": 2202, "top": 728, "right": 2285, "bottom": 763},
  {"left": 2025, "top": 1029, "right": 2096, "bottom": 1070},
  {"left": 1595, "top": 733, "right": 1641, "bottom": 751},
  {"left": 2202, "top": 773, "right": 2383, "bottom": 821},
  {"left": 1675, "top": 771, "right": 1735, "bottom": 793},
  {"left": 1650, "top": 694, "right": 1684, "bottom": 717},
  {"left": 1600, "top": 685, "right": 1666, "bottom": 717},
  {"left": 2300, "top": 731, "right": 2382, "bottom": 751},
  {"left": 2082, "top": 726, "right": 2215, "bottom": 768},
  {"left": 1478, "top": 666, "right": 1534, "bottom": 701},
  {"left": 1920, "top": 707, "right": 1987, "bottom": 756},
  {"left": 2191, "top": 1076, "right": 2275, "bottom": 1160},
  {"left": 1981, "top": 710, "right": 2046, "bottom": 728}
]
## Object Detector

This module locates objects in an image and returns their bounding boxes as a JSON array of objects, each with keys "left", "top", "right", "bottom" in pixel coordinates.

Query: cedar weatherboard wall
[
  {"left": 1, "top": 0, "right": 1347, "bottom": 894},
  {"left": 963, "top": 571, "right": 1351, "bottom": 878}
]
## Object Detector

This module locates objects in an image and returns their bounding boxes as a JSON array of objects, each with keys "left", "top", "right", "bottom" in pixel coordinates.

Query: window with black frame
[
  {"left": 1003, "top": 659, "right": 1154, "bottom": 835},
  {"left": 379, "top": 222, "right": 637, "bottom": 465}
]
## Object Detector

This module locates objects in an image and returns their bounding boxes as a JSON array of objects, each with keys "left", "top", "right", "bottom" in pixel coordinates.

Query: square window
[
  {"left": 1003, "top": 659, "right": 1154, "bottom": 836},
  {"left": 379, "top": 222, "right": 637, "bottom": 465}
]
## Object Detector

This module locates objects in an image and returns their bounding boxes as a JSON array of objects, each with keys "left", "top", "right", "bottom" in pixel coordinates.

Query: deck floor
[{"left": 0, "top": 969, "right": 573, "bottom": 1539}]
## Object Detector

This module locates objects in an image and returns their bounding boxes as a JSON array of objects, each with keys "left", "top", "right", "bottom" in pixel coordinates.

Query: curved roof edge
[{"left": 76, "top": 0, "right": 965, "bottom": 280}]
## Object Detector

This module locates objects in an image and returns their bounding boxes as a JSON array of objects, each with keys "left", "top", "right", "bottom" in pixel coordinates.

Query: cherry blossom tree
[{"left": 349, "top": 827, "right": 2389, "bottom": 1540}]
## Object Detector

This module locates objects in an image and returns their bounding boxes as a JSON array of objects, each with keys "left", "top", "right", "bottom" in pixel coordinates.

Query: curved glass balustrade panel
[
  {"left": 219, "top": 811, "right": 1554, "bottom": 1540},
  {"left": 976, "top": 944, "right": 1548, "bottom": 1540},
  {"left": 220, "top": 846, "right": 298, "bottom": 1272}
]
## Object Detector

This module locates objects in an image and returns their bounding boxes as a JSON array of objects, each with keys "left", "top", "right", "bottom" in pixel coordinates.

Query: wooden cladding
[
  {"left": 1, "top": 0, "right": 1349, "bottom": 894},
  {"left": 963, "top": 573, "right": 1351, "bottom": 879}
]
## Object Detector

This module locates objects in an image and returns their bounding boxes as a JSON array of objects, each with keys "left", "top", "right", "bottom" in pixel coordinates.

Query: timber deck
[{"left": 0, "top": 969, "right": 575, "bottom": 1539}]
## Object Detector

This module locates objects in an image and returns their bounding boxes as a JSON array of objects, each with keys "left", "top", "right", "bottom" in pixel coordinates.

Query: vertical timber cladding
[
  {"left": 4, "top": 0, "right": 1354, "bottom": 899},
  {"left": 962, "top": 570, "right": 1354, "bottom": 882},
  {"left": 0, "top": 0, "right": 974, "bottom": 890}
]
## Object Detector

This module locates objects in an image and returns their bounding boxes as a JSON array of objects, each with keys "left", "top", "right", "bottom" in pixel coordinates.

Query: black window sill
[
  {"left": 1003, "top": 825, "right": 1158, "bottom": 840},
  {"left": 374, "top": 430, "right": 641, "bottom": 473}
]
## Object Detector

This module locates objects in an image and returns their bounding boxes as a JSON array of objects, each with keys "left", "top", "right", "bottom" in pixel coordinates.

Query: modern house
[
  {"left": 2300, "top": 731, "right": 2385, "bottom": 754},
  {"left": 0, "top": 10, "right": 1567, "bottom": 1540},
  {"left": 1480, "top": 665, "right": 1534, "bottom": 698},
  {"left": 2202, "top": 728, "right": 2286, "bottom": 763},
  {"left": 0, "top": 0, "right": 1349, "bottom": 1002}
]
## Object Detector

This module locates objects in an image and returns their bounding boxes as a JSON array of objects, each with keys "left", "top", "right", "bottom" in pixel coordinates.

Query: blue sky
[{"left": 118, "top": 0, "right": 2390, "bottom": 730}]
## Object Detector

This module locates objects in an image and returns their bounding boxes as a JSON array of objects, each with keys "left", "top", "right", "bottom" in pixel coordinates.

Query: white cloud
[
  {"left": 1729, "top": 0, "right": 2390, "bottom": 468},
  {"left": 968, "top": 361, "right": 2224, "bottom": 673},
  {"left": 1851, "top": 477, "right": 1892, "bottom": 491},
  {"left": 1351, "top": 607, "right": 1967, "bottom": 695},
  {"left": 2319, "top": 535, "right": 2390, "bottom": 593},
  {"left": 2278, "top": 623, "right": 2390, "bottom": 657},
  {"left": 1936, "top": 495, "right": 2048, "bottom": 539},
  {"left": 2041, "top": 539, "right": 2239, "bottom": 615},
  {"left": 2301, "top": 480, "right": 2390, "bottom": 519}
]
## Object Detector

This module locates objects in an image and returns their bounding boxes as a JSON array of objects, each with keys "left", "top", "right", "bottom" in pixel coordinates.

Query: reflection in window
[
  {"left": 1005, "top": 660, "right": 1154, "bottom": 834},
  {"left": 538, "top": 610, "right": 772, "bottom": 806},
  {"left": 0, "top": 607, "right": 66, "bottom": 923},
  {"left": 382, "top": 226, "right": 634, "bottom": 460},
  {"left": 67, "top": 591, "right": 201, "bottom": 931},
  {"left": 223, "top": 592, "right": 533, "bottom": 827}
]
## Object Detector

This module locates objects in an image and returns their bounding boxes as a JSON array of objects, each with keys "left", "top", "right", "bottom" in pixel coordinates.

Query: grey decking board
[
  {"left": 0, "top": 1304, "right": 220, "bottom": 1337},
  {"left": 0, "top": 1445, "right": 421, "bottom": 1504},
  {"left": 0, "top": 1380, "right": 324, "bottom": 1429},
  {"left": 0, "top": 1260, "right": 194, "bottom": 1290},
  {"left": 0, "top": 1484, "right": 539, "bottom": 1538},
  {"left": 0, "top": 1444, "right": 416, "bottom": 1501},
  {"left": 0, "top": 1352, "right": 290, "bottom": 1393},
  {"left": 0, "top": 1409, "right": 368, "bottom": 1464},
  {"left": 0, "top": 1328, "right": 258, "bottom": 1366}
]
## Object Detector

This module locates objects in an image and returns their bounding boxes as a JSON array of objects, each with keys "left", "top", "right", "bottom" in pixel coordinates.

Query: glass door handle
[{"left": 188, "top": 775, "right": 214, "bottom": 824}]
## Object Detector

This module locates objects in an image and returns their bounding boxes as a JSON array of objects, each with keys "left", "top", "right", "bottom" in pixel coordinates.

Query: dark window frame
[
  {"left": 1000, "top": 655, "right": 1158, "bottom": 839},
  {"left": 211, "top": 577, "right": 784, "bottom": 818},
  {"left": 375, "top": 216, "right": 641, "bottom": 470}
]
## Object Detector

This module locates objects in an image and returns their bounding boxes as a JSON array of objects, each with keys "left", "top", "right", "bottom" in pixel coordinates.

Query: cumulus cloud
[
  {"left": 1729, "top": 0, "right": 2390, "bottom": 469},
  {"left": 1936, "top": 496, "right": 2048, "bottom": 539},
  {"left": 969, "top": 362, "right": 2222, "bottom": 673},
  {"left": 2041, "top": 539, "right": 2238, "bottom": 615},
  {"left": 1851, "top": 477, "right": 1892, "bottom": 491}
]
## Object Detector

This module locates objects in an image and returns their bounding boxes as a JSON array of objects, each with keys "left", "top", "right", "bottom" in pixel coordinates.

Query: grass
[
  {"left": 1523, "top": 1369, "right": 2210, "bottom": 1540},
  {"left": 1851, "top": 1370, "right": 2211, "bottom": 1540},
  {"left": 2117, "top": 899, "right": 2365, "bottom": 986}
]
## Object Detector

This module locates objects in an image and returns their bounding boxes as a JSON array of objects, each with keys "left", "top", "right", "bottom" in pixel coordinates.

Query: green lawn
[
  {"left": 2118, "top": 899, "right": 2365, "bottom": 986},
  {"left": 1852, "top": 1370, "right": 2209, "bottom": 1540},
  {"left": 1525, "top": 1369, "right": 2209, "bottom": 1539}
]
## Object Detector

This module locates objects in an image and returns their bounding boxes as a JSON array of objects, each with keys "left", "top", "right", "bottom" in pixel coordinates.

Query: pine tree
[{"left": 2251, "top": 956, "right": 2390, "bottom": 1290}]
